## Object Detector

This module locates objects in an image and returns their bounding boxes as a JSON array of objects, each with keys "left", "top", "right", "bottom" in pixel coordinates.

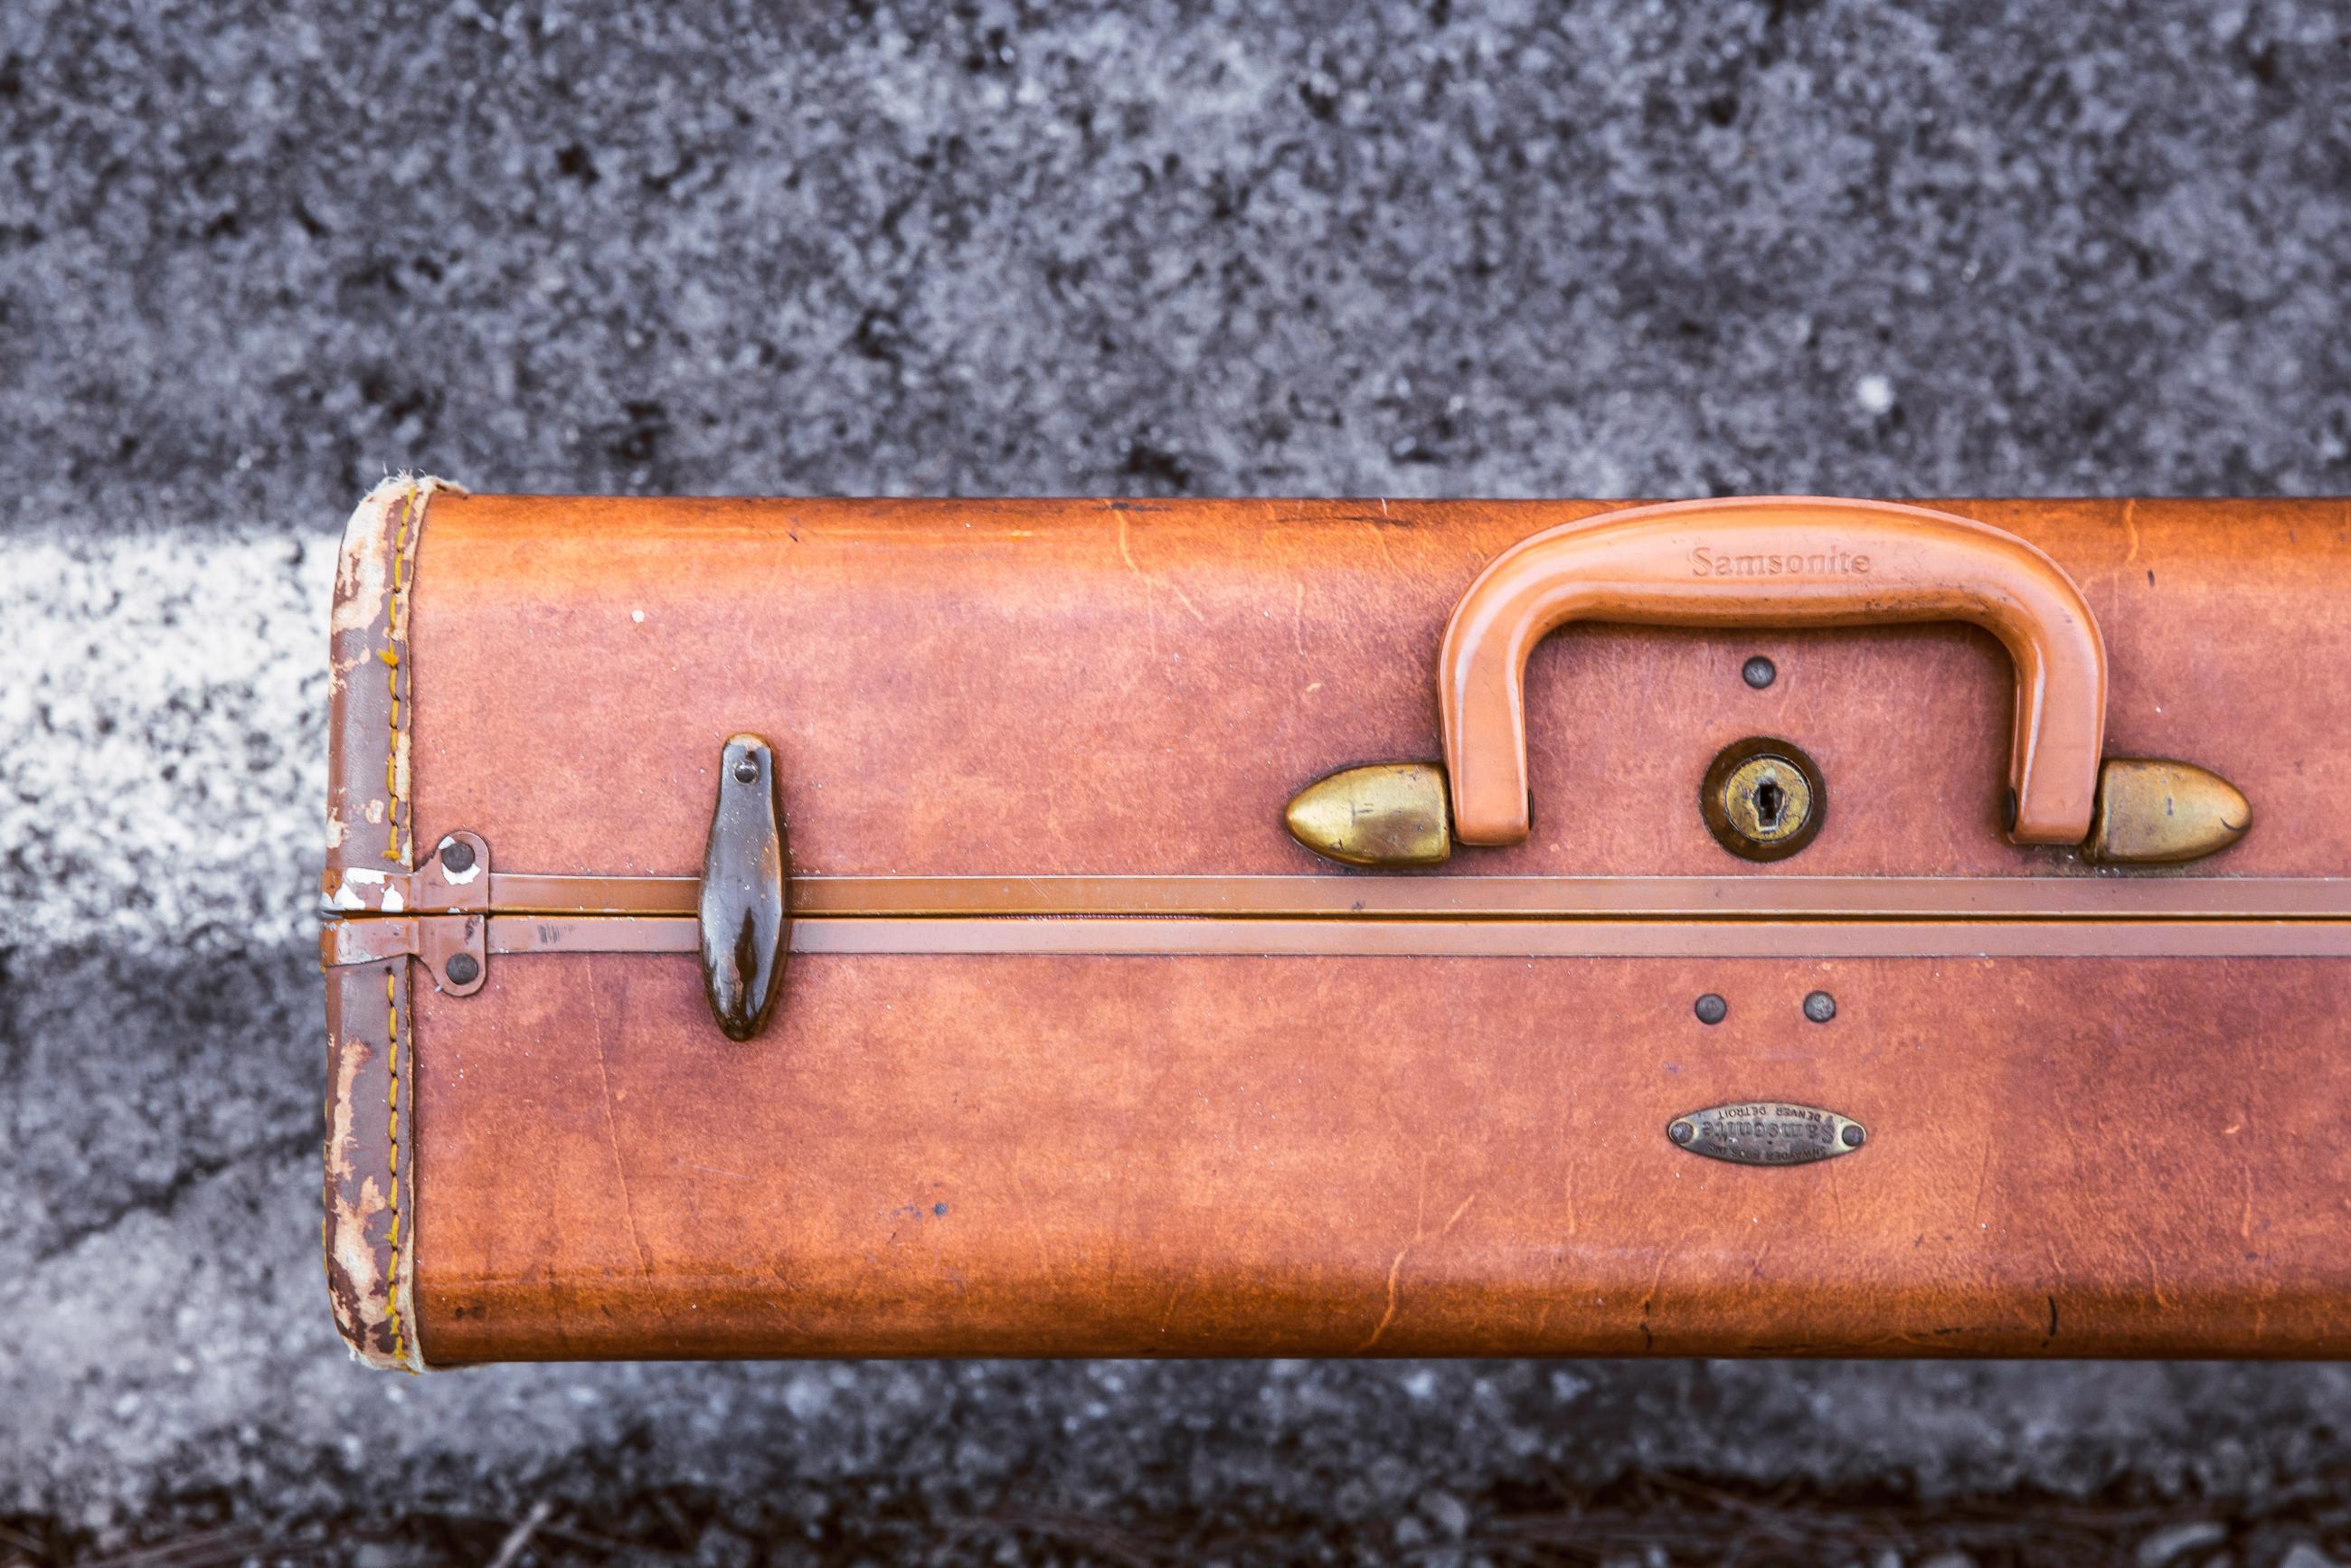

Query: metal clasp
[
  {"left": 699, "top": 734, "right": 790, "bottom": 1041},
  {"left": 320, "top": 737, "right": 792, "bottom": 1042}
]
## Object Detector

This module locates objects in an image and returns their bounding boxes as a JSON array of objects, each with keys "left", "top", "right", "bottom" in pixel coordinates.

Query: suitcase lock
[
  {"left": 1286, "top": 497, "right": 2249, "bottom": 870},
  {"left": 1699, "top": 738, "right": 1825, "bottom": 863}
]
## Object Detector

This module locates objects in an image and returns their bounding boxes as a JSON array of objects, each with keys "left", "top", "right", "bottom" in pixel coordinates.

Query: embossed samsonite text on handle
[{"left": 1437, "top": 496, "right": 2109, "bottom": 845}]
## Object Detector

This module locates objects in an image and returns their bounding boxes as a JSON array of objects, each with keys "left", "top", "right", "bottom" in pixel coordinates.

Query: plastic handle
[{"left": 1437, "top": 496, "right": 2108, "bottom": 846}]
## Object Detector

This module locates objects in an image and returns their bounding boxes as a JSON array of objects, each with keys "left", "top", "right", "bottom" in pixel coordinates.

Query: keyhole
[{"left": 1702, "top": 738, "right": 1824, "bottom": 862}]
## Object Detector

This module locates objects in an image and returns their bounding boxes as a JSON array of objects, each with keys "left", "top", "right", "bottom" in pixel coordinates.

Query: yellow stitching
[
  {"left": 382, "top": 484, "right": 420, "bottom": 863},
  {"left": 384, "top": 966, "right": 412, "bottom": 1371}
]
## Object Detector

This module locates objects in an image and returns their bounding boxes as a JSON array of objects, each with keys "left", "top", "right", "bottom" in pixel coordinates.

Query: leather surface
[
  {"left": 409, "top": 496, "right": 2349, "bottom": 882},
  {"left": 325, "top": 959, "right": 420, "bottom": 1367},
  {"left": 372, "top": 494, "right": 2351, "bottom": 1361},
  {"left": 415, "top": 950, "right": 2351, "bottom": 1360}
]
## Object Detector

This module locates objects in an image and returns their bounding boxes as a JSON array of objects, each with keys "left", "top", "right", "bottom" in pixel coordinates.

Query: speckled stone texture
[{"left": 3, "top": 0, "right": 2349, "bottom": 1561}]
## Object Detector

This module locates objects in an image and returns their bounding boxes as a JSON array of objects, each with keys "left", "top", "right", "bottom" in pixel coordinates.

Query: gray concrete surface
[{"left": 4, "top": 0, "right": 2349, "bottom": 1561}]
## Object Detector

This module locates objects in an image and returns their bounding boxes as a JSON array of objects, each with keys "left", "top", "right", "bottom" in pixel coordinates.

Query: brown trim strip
[
  {"left": 477, "top": 873, "right": 2351, "bottom": 922},
  {"left": 462, "top": 914, "right": 2351, "bottom": 960},
  {"left": 491, "top": 916, "right": 701, "bottom": 956},
  {"left": 323, "top": 475, "right": 459, "bottom": 1377},
  {"left": 326, "top": 959, "right": 419, "bottom": 1369},
  {"left": 480, "top": 874, "right": 698, "bottom": 913}
]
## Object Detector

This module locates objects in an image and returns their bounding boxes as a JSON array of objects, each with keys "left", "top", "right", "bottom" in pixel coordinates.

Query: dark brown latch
[
  {"left": 323, "top": 735, "right": 793, "bottom": 1042},
  {"left": 699, "top": 733, "right": 790, "bottom": 1041}
]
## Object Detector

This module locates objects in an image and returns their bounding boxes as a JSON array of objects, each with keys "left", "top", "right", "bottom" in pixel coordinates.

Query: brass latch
[{"left": 1286, "top": 753, "right": 2251, "bottom": 869}]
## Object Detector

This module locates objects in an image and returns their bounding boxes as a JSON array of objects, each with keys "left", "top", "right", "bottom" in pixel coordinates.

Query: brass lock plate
[{"left": 1701, "top": 737, "right": 1825, "bottom": 862}]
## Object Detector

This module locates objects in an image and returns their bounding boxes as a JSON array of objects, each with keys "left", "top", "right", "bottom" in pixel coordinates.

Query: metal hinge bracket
[{"left": 321, "top": 740, "right": 789, "bottom": 1040}]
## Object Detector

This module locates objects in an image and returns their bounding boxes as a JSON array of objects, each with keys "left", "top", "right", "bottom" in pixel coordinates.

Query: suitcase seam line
[
  {"left": 381, "top": 482, "right": 421, "bottom": 866},
  {"left": 381, "top": 478, "right": 424, "bottom": 1372},
  {"left": 384, "top": 966, "right": 411, "bottom": 1370}
]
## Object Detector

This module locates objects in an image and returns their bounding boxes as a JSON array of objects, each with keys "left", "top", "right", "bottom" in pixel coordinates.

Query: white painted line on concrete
[{"left": 1, "top": 532, "right": 338, "bottom": 955}]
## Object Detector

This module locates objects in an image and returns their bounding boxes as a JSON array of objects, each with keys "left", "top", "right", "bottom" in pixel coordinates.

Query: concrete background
[{"left": 3, "top": 0, "right": 2348, "bottom": 1561}]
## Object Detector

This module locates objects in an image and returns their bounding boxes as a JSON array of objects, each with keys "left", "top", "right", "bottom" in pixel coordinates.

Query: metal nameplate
[{"left": 1667, "top": 1102, "right": 1865, "bottom": 1166}]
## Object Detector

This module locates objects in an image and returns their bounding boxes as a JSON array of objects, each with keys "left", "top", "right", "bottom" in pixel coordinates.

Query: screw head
[
  {"left": 733, "top": 758, "right": 760, "bottom": 784},
  {"left": 438, "top": 839, "right": 476, "bottom": 874},
  {"left": 1669, "top": 1120, "right": 1695, "bottom": 1146},
  {"left": 1693, "top": 993, "right": 1727, "bottom": 1025},
  {"left": 1803, "top": 989, "right": 1837, "bottom": 1024},
  {"left": 445, "top": 953, "right": 481, "bottom": 987},
  {"left": 1841, "top": 1124, "right": 1865, "bottom": 1148},
  {"left": 1742, "top": 656, "right": 1777, "bottom": 689}
]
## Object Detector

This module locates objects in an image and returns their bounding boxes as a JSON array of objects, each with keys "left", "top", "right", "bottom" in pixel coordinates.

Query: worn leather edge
[
  {"left": 323, "top": 959, "right": 421, "bottom": 1368},
  {"left": 326, "top": 474, "right": 457, "bottom": 883},
  {"left": 323, "top": 475, "right": 457, "bottom": 1372}
]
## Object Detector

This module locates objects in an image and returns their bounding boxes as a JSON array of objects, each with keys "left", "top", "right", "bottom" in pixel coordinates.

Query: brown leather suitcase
[{"left": 322, "top": 477, "right": 2349, "bottom": 1370}]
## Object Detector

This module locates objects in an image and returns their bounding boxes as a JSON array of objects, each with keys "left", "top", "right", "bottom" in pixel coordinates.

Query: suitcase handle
[{"left": 1437, "top": 496, "right": 2109, "bottom": 846}]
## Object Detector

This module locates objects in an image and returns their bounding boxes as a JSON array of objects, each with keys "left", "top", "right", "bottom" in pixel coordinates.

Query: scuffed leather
[
  {"left": 321, "top": 475, "right": 452, "bottom": 1371},
  {"left": 412, "top": 950, "right": 2351, "bottom": 1360},
  {"left": 354, "top": 494, "right": 2351, "bottom": 1361},
  {"left": 408, "top": 496, "right": 2348, "bottom": 883}
]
